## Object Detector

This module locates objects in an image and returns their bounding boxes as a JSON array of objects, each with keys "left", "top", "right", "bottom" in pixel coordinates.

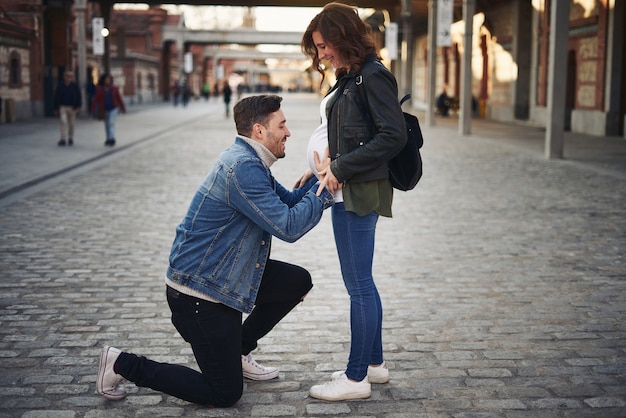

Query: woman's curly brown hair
[{"left": 302, "top": 2, "right": 380, "bottom": 84}]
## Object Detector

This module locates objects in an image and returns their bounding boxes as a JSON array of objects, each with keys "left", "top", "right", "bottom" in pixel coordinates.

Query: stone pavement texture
[{"left": 0, "top": 94, "right": 625, "bottom": 417}]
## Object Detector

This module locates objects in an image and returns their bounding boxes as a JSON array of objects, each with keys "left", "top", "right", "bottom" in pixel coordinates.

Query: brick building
[
  {"left": 1, "top": 0, "right": 624, "bottom": 138},
  {"left": 0, "top": 0, "right": 181, "bottom": 120},
  {"left": 105, "top": 6, "right": 174, "bottom": 106},
  {"left": 0, "top": 1, "right": 43, "bottom": 122}
]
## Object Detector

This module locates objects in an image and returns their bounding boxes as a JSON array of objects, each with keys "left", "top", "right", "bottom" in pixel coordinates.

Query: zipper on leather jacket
[
  {"left": 335, "top": 91, "right": 347, "bottom": 159},
  {"left": 329, "top": 75, "right": 354, "bottom": 160}
]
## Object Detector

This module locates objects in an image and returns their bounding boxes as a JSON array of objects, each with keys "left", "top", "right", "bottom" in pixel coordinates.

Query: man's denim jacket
[{"left": 166, "top": 137, "right": 334, "bottom": 313}]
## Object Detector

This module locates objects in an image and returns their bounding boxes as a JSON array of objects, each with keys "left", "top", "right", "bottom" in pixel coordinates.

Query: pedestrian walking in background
[
  {"left": 96, "top": 95, "right": 334, "bottom": 407},
  {"left": 171, "top": 80, "right": 181, "bottom": 107},
  {"left": 237, "top": 83, "right": 245, "bottom": 102},
  {"left": 86, "top": 75, "right": 96, "bottom": 112},
  {"left": 436, "top": 86, "right": 451, "bottom": 116},
  {"left": 181, "top": 79, "right": 191, "bottom": 107},
  {"left": 53, "top": 70, "right": 82, "bottom": 146},
  {"left": 223, "top": 80, "right": 233, "bottom": 118},
  {"left": 202, "top": 81, "right": 211, "bottom": 101},
  {"left": 299, "top": 2, "right": 407, "bottom": 401},
  {"left": 90, "top": 73, "right": 126, "bottom": 147}
]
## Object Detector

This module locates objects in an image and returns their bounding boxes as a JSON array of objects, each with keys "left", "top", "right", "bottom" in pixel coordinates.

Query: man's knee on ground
[
  {"left": 209, "top": 384, "right": 243, "bottom": 408},
  {"left": 298, "top": 271, "right": 313, "bottom": 299}
]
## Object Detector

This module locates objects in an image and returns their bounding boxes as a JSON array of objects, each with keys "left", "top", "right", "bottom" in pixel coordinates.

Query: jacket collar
[
  {"left": 236, "top": 136, "right": 277, "bottom": 168},
  {"left": 330, "top": 53, "right": 380, "bottom": 92},
  {"left": 335, "top": 53, "right": 379, "bottom": 78}
]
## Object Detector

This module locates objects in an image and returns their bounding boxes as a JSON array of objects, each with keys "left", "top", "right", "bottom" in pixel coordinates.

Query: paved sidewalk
[
  {"left": 2, "top": 98, "right": 625, "bottom": 202},
  {"left": 0, "top": 100, "right": 219, "bottom": 203},
  {"left": 0, "top": 94, "right": 625, "bottom": 417}
]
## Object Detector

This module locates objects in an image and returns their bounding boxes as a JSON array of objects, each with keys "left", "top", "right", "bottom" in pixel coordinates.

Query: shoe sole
[
  {"left": 97, "top": 346, "right": 127, "bottom": 400},
  {"left": 243, "top": 370, "right": 279, "bottom": 381},
  {"left": 368, "top": 375, "right": 390, "bottom": 384},
  {"left": 309, "top": 390, "right": 371, "bottom": 401},
  {"left": 331, "top": 370, "right": 390, "bottom": 384}
]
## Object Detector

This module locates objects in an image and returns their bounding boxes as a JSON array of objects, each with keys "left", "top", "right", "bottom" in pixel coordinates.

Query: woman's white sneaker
[
  {"left": 241, "top": 354, "right": 279, "bottom": 380},
  {"left": 309, "top": 373, "right": 371, "bottom": 401},
  {"left": 331, "top": 362, "right": 390, "bottom": 384}
]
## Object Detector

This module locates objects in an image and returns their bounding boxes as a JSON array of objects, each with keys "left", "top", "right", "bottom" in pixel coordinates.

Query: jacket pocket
[{"left": 341, "top": 126, "right": 369, "bottom": 153}]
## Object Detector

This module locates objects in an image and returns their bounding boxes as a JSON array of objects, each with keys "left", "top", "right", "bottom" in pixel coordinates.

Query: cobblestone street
[{"left": 1, "top": 94, "right": 625, "bottom": 417}]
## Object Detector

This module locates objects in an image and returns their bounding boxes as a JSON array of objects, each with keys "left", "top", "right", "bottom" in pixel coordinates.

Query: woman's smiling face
[{"left": 312, "top": 30, "right": 346, "bottom": 70}]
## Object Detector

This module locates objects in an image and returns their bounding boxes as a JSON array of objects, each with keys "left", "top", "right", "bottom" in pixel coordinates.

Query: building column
[
  {"left": 100, "top": 0, "right": 113, "bottom": 74},
  {"left": 400, "top": 0, "right": 414, "bottom": 101},
  {"left": 459, "top": 0, "right": 475, "bottom": 136},
  {"left": 512, "top": 0, "right": 532, "bottom": 120},
  {"left": 528, "top": 2, "right": 540, "bottom": 121},
  {"left": 161, "top": 41, "right": 173, "bottom": 101},
  {"left": 426, "top": 0, "right": 437, "bottom": 127},
  {"left": 604, "top": 0, "right": 625, "bottom": 135},
  {"left": 545, "top": 0, "right": 570, "bottom": 159},
  {"left": 177, "top": 34, "right": 185, "bottom": 80},
  {"left": 75, "top": 0, "right": 87, "bottom": 113}
]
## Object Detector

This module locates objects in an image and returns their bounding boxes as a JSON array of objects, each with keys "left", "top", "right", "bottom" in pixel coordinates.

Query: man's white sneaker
[
  {"left": 96, "top": 346, "right": 127, "bottom": 400},
  {"left": 331, "top": 362, "right": 390, "bottom": 384},
  {"left": 241, "top": 354, "right": 279, "bottom": 380},
  {"left": 309, "top": 372, "right": 371, "bottom": 401}
]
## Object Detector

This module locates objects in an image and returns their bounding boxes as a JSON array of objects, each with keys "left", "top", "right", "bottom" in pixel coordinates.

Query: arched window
[{"left": 8, "top": 51, "right": 22, "bottom": 88}]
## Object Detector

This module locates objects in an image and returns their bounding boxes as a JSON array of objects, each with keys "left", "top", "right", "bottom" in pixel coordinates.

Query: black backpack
[
  {"left": 354, "top": 71, "right": 424, "bottom": 191},
  {"left": 388, "top": 94, "right": 423, "bottom": 191}
]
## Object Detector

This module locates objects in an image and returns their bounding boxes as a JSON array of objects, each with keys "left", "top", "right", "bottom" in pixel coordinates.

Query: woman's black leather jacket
[{"left": 326, "top": 56, "right": 407, "bottom": 184}]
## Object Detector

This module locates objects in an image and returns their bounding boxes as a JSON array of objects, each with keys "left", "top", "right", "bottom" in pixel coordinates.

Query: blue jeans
[
  {"left": 104, "top": 107, "right": 118, "bottom": 140},
  {"left": 331, "top": 203, "right": 383, "bottom": 382},
  {"left": 114, "top": 259, "right": 312, "bottom": 406}
]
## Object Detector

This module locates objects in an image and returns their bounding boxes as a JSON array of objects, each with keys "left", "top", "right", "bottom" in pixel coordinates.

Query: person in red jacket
[{"left": 90, "top": 73, "right": 126, "bottom": 147}]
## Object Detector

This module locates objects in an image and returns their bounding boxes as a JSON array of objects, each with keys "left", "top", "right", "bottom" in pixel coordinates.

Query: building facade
[
  {"left": 0, "top": 0, "right": 43, "bottom": 122},
  {"left": 412, "top": 0, "right": 625, "bottom": 137},
  {"left": 0, "top": 0, "right": 181, "bottom": 120},
  {"left": 1, "top": 0, "right": 624, "bottom": 138}
]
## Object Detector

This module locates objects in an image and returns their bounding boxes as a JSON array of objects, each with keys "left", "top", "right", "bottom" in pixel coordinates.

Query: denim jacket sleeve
[{"left": 228, "top": 159, "right": 333, "bottom": 243}]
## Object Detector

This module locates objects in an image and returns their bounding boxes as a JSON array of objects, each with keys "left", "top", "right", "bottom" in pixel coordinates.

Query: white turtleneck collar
[{"left": 238, "top": 135, "right": 278, "bottom": 168}]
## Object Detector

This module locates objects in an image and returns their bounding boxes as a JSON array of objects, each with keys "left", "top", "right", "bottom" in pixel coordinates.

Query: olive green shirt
[{"left": 342, "top": 179, "right": 393, "bottom": 218}]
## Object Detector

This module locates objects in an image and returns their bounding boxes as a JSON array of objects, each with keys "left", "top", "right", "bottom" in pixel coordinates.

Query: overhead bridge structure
[
  {"left": 204, "top": 48, "right": 309, "bottom": 86},
  {"left": 162, "top": 27, "right": 305, "bottom": 47},
  {"left": 161, "top": 25, "right": 307, "bottom": 88}
]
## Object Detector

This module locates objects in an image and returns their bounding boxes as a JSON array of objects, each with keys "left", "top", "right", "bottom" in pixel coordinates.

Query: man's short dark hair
[{"left": 233, "top": 95, "right": 283, "bottom": 137}]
